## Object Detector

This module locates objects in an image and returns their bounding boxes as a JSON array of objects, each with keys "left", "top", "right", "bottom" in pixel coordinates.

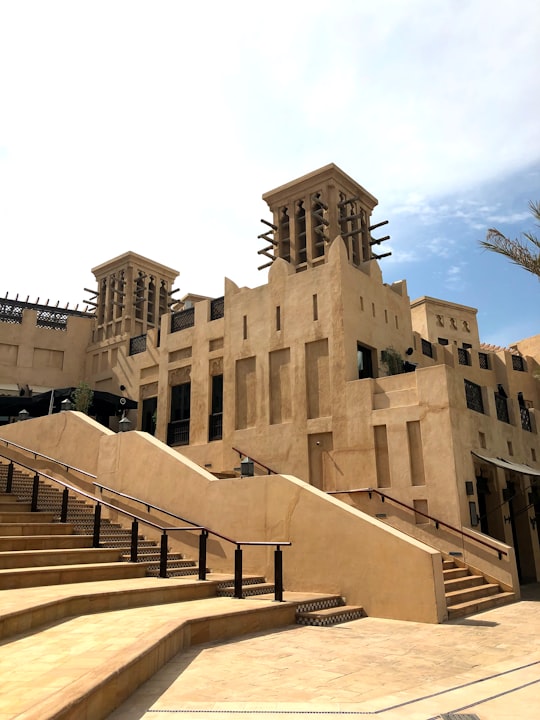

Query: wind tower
[
  {"left": 87, "top": 252, "right": 179, "bottom": 342},
  {"left": 258, "top": 163, "right": 389, "bottom": 272}
]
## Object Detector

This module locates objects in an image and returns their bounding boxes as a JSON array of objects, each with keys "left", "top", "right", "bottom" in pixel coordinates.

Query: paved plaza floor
[{"left": 107, "top": 583, "right": 540, "bottom": 720}]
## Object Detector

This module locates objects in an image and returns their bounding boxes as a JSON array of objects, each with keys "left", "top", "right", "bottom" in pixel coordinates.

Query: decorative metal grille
[
  {"left": 520, "top": 406, "right": 532, "bottom": 432},
  {"left": 421, "top": 338, "right": 433, "bottom": 358},
  {"left": 495, "top": 393, "right": 510, "bottom": 423},
  {"left": 171, "top": 307, "right": 195, "bottom": 333},
  {"left": 512, "top": 354, "right": 526, "bottom": 371},
  {"left": 129, "top": 334, "right": 147, "bottom": 356},
  {"left": 36, "top": 310, "right": 68, "bottom": 330},
  {"left": 457, "top": 348, "right": 471, "bottom": 366},
  {"left": 208, "top": 412, "right": 223, "bottom": 441},
  {"left": 464, "top": 379, "right": 484, "bottom": 414},
  {"left": 478, "top": 352, "right": 489, "bottom": 369},
  {"left": 0, "top": 302, "right": 23, "bottom": 324},
  {"left": 167, "top": 419, "right": 190, "bottom": 445},
  {"left": 210, "top": 296, "right": 225, "bottom": 320}
]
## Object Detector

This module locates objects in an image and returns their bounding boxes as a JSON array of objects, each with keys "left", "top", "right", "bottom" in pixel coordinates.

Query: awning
[
  {"left": 472, "top": 450, "right": 540, "bottom": 477},
  {"left": 0, "top": 388, "right": 137, "bottom": 417}
]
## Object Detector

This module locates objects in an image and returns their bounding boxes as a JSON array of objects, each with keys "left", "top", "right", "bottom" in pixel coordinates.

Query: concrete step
[
  {"left": 0, "top": 561, "right": 149, "bottom": 589},
  {"left": 0, "top": 522, "right": 75, "bottom": 536},
  {"left": 0, "top": 547, "right": 124, "bottom": 569},
  {"left": 444, "top": 574, "right": 485, "bottom": 592},
  {"left": 0, "top": 594, "right": 296, "bottom": 719},
  {"left": 217, "top": 582, "right": 276, "bottom": 597},
  {"left": 0, "top": 501, "right": 32, "bottom": 512},
  {"left": 442, "top": 567, "right": 470, "bottom": 581},
  {"left": 447, "top": 591, "right": 516, "bottom": 619},
  {"left": 120, "top": 552, "right": 185, "bottom": 563},
  {"left": 0, "top": 511, "right": 56, "bottom": 524},
  {"left": 0, "top": 534, "right": 94, "bottom": 551},
  {"left": 296, "top": 604, "right": 366, "bottom": 626},
  {"left": 0, "top": 576, "right": 225, "bottom": 641},
  {"left": 446, "top": 582, "right": 501, "bottom": 606}
]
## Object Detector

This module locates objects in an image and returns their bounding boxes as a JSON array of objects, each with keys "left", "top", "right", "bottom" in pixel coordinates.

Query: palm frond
[{"left": 480, "top": 202, "right": 540, "bottom": 279}]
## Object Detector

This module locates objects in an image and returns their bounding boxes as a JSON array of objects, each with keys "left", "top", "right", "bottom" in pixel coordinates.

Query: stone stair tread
[
  {"left": 297, "top": 604, "right": 364, "bottom": 618},
  {"left": 0, "top": 511, "right": 56, "bottom": 522},
  {"left": 296, "top": 604, "right": 366, "bottom": 626},
  {"left": 444, "top": 576, "right": 485, "bottom": 592},
  {"left": 218, "top": 582, "right": 275, "bottom": 597},
  {"left": 447, "top": 591, "right": 516, "bottom": 618},
  {"left": 0, "top": 593, "right": 295, "bottom": 719},
  {"left": 0, "top": 560, "right": 149, "bottom": 574},
  {"left": 445, "top": 583, "right": 500, "bottom": 600},
  {"left": 0, "top": 547, "right": 123, "bottom": 568}
]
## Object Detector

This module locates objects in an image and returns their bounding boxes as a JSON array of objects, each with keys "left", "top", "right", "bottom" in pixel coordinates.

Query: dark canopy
[{"left": 0, "top": 388, "right": 137, "bottom": 419}]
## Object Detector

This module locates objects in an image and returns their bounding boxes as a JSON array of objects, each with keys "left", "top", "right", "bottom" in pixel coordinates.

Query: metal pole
[
  {"left": 31, "top": 473, "right": 40, "bottom": 512},
  {"left": 6, "top": 462, "right": 13, "bottom": 493},
  {"left": 234, "top": 546, "right": 243, "bottom": 599},
  {"left": 60, "top": 487, "right": 69, "bottom": 523},
  {"left": 130, "top": 519, "right": 139, "bottom": 563},
  {"left": 93, "top": 503, "right": 101, "bottom": 547},
  {"left": 199, "top": 529, "right": 208, "bottom": 580},
  {"left": 159, "top": 532, "right": 168, "bottom": 578},
  {"left": 274, "top": 546, "right": 283, "bottom": 602}
]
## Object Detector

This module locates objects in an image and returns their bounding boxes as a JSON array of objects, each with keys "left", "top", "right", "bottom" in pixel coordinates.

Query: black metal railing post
[
  {"left": 6, "top": 462, "right": 14, "bottom": 493},
  {"left": 130, "top": 519, "right": 139, "bottom": 562},
  {"left": 93, "top": 503, "right": 102, "bottom": 547},
  {"left": 234, "top": 545, "right": 243, "bottom": 598},
  {"left": 199, "top": 529, "right": 208, "bottom": 580},
  {"left": 60, "top": 487, "right": 69, "bottom": 523},
  {"left": 160, "top": 532, "right": 168, "bottom": 578},
  {"left": 274, "top": 545, "right": 283, "bottom": 602},
  {"left": 31, "top": 473, "right": 40, "bottom": 512}
]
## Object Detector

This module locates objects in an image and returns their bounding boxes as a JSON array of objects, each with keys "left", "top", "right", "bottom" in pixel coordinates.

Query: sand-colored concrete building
[{"left": 1, "top": 164, "right": 539, "bottom": 619}]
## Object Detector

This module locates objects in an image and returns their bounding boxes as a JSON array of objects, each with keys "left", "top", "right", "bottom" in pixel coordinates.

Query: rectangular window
[
  {"left": 421, "top": 338, "right": 433, "bottom": 358},
  {"left": 464, "top": 379, "right": 484, "bottom": 414},
  {"left": 168, "top": 382, "right": 191, "bottom": 445},
  {"left": 243, "top": 315, "right": 247, "bottom": 340},
  {"left": 209, "top": 374, "right": 223, "bottom": 441},
  {"left": 313, "top": 294, "right": 318, "bottom": 321},
  {"left": 276, "top": 306, "right": 281, "bottom": 331},
  {"left": 478, "top": 352, "right": 489, "bottom": 369},
  {"left": 458, "top": 347, "right": 471, "bottom": 366},
  {"left": 495, "top": 392, "right": 510, "bottom": 423},
  {"left": 512, "top": 355, "right": 526, "bottom": 371},
  {"left": 357, "top": 343, "right": 374, "bottom": 379}
]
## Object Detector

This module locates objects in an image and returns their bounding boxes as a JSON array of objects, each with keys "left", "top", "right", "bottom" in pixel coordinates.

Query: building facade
[{"left": 1, "top": 164, "right": 539, "bottom": 583}]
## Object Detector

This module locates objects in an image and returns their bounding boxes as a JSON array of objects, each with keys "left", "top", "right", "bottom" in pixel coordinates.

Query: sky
[{"left": 0, "top": 0, "right": 539, "bottom": 348}]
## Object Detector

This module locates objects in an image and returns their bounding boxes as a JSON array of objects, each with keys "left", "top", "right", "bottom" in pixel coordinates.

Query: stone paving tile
[{"left": 107, "top": 585, "right": 540, "bottom": 720}]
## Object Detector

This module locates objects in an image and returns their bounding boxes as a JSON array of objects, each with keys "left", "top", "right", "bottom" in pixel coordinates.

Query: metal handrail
[
  {"left": 329, "top": 487, "right": 508, "bottom": 559},
  {"left": 232, "top": 446, "right": 278, "bottom": 475},
  {"left": 0, "top": 450, "right": 290, "bottom": 599},
  {"left": 94, "top": 482, "right": 291, "bottom": 602},
  {"left": 0, "top": 436, "right": 96, "bottom": 478}
]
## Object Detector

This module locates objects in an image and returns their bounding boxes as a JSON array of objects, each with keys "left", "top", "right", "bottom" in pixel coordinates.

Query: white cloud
[{"left": 0, "top": 0, "right": 539, "bottom": 307}]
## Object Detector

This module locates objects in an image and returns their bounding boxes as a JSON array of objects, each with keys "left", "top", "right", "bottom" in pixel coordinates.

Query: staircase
[
  {"left": 217, "top": 577, "right": 365, "bottom": 626},
  {"left": 0, "top": 464, "right": 198, "bottom": 583},
  {"left": 0, "top": 458, "right": 369, "bottom": 718},
  {"left": 443, "top": 555, "right": 516, "bottom": 619}
]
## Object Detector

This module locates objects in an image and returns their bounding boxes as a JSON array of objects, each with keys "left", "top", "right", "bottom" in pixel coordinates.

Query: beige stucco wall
[
  {"left": 0, "top": 310, "right": 92, "bottom": 391},
  {"left": 0, "top": 411, "right": 447, "bottom": 623}
]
